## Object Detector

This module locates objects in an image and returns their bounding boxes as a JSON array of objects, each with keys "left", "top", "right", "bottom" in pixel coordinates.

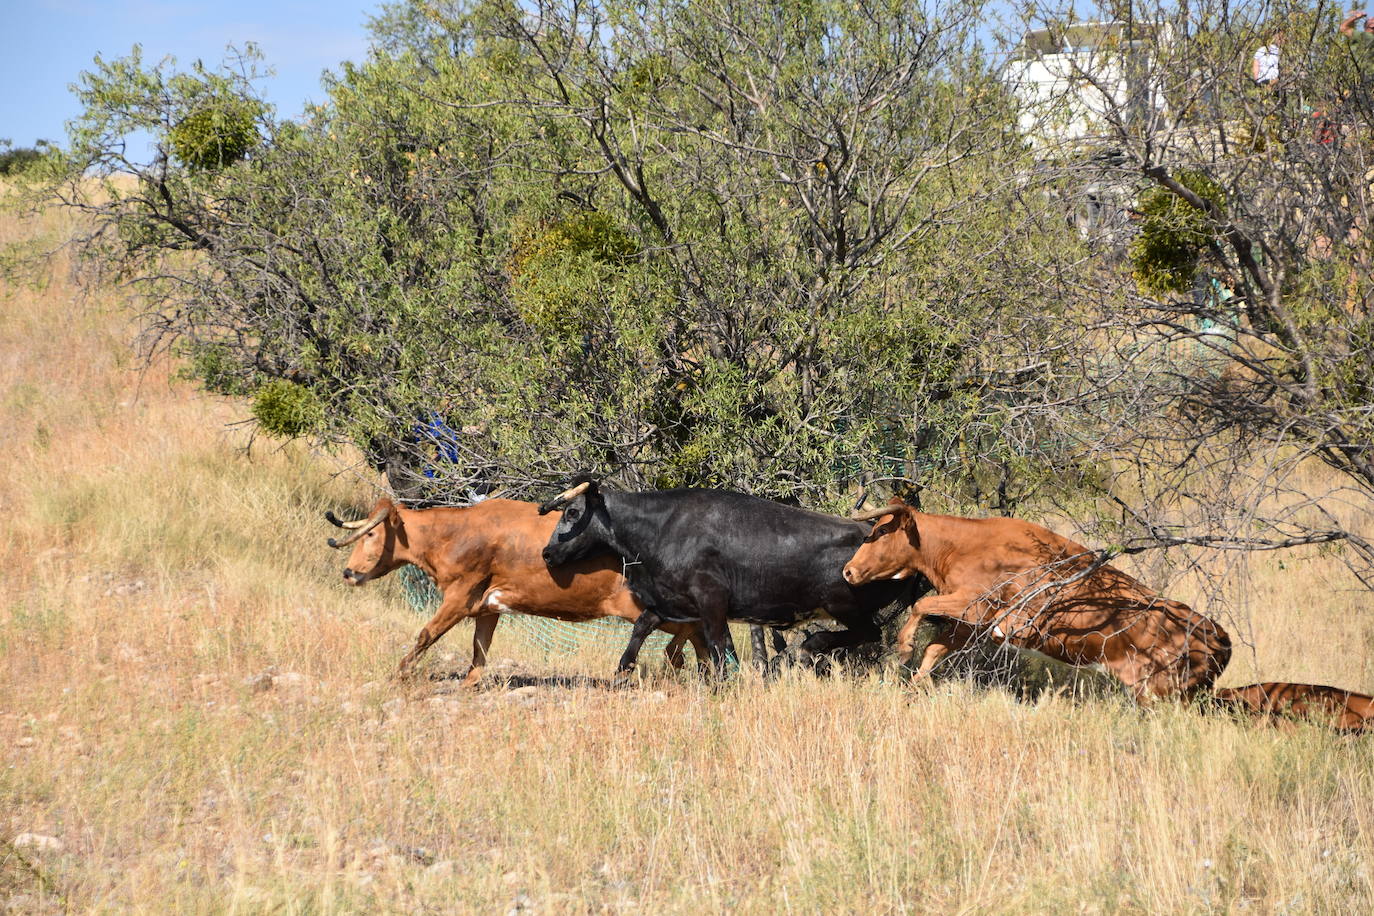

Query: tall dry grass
[{"left": 3, "top": 197, "right": 1374, "bottom": 913}]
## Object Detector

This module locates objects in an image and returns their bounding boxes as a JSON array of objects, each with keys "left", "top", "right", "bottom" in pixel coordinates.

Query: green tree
[
  {"left": 40, "top": 0, "right": 1077, "bottom": 514},
  {"left": 1006, "top": 0, "right": 1374, "bottom": 583}
]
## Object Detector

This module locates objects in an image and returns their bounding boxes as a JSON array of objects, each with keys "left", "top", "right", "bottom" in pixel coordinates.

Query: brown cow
[
  {"left": 1213, "top": 682, "right": 1374, "bottom": 733},
  {"left": 327, "top": 497, "right": 706, "bottom": 685},
  {"left": 841, "top": 500, "right": 1231, "bottom": 701}
]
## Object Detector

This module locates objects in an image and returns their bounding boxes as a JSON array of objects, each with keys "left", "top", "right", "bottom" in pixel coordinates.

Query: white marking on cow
[
  {"left": 991, "top": 623, "right": 1006, "bottom": 640},
  {"left": 483, "top": 590, "right": 517, "bottom": 614},
  {"left": 890, "top": 571, "right": 907, "bottom": 580}
]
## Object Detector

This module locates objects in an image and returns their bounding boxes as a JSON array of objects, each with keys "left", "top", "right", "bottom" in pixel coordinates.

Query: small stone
[
  {"left": 403, "top": 845, "right": 436, "bottom": 865},
  {"left": 647, "top": 691, "right": 668, "bottom": 703},
  {"left": 12, "top": 833, "right": 63, "bottom": 853},
  {"left": 14, "top": 736, "right": 35, "bottom": 748},
  {"left": 426, "top": 858, "right": 456, "bottom": 876},
  {"left": 244, "top": 672, "right": 275, "bottom": 692},
  {"left": 505, "top": 686, "right": 540, "bottom": 700},
  {"left": 380, "top": 698, "right": 405, "bottom": 718},
  {"left": 274, "top": 672, "right": 313, "bottom": 691},
  {"left": 502, "top": 870, "right": 523, "bottom": 885}
]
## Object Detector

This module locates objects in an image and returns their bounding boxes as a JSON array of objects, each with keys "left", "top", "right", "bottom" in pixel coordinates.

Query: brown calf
[
  {"left": 327, "top": 497, "right": 706, "bottom": 685},
  {"left": 842, "top": 500, "right": 1231, "bottom": 701},
  {"left": 1213, "top": 682, "right": 1374, "bottom": 733}
]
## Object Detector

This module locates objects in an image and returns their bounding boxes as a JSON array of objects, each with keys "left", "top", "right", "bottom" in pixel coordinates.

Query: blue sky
[{"left": 2, "top": 1, "right": 382, "bottom": 151}]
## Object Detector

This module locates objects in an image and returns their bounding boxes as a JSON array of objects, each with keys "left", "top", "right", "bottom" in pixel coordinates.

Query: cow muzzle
[{"left": 342, "top": 568, "right": 367, "bottom": 586}]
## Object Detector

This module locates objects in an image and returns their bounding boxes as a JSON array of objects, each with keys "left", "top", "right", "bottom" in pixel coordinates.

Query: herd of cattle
[{"left": 325, "top": 477, "right": 1374, "bottom": 733}]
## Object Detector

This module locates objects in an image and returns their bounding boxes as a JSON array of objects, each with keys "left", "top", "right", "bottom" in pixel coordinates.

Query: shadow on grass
[{"left": 428, "top": 669, "right": 632, "bottom": 691}]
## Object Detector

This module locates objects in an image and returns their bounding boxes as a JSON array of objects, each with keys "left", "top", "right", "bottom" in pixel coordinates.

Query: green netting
[{"left": 395, "top": 564, "right": 674, "bottom": 653}]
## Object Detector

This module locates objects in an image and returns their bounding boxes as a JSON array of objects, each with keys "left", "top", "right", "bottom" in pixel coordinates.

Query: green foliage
[
  {"left": 182, "top": 342, "right": 254, "bottom": 396},
  {"left": 1129, "top": 171, "right": 1226, "bottom": 296},
  {"left": 251, "top": 380, "right": 323, "bottom": 438},
  {"left": 509, "top": 211, "right": 640, "bottom": 338},
  {"left": 44, "top": 2, "right": 1079, "bottom": 508},
  {"left": 168, "top": 98, "right": 261, "bottom": 171},
  {"left": 0, "top": 140, "right": 53, "bottom": 176}
]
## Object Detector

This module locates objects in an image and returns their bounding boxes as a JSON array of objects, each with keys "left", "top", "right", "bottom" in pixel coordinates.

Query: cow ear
[
  {"left": 883, "top": 496, "right": 917, "bottom": 530},
  {"left": 386, "top": 501, "right": 409, "bottom": 547}
]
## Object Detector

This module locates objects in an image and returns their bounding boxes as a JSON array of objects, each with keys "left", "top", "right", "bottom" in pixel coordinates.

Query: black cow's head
[{"left": 539, "top": 475, "right": 614, "bottom": 567}]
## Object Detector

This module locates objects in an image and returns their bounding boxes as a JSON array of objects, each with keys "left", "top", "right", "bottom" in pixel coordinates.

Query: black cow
[{"left": 538, "top": 478, "right": 922, "bottom": 674}]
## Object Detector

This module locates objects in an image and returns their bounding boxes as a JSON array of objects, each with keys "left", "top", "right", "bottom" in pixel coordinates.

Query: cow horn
[
  {"left": 324, "top": 510, "right": 368, "bottom": 530},
  {"left": 538, "top": 480, "right": 591, "bottom": 515},
  {"left": 851, "top": 505, "right": 902, "bottom": 522},
  {"left": 326, "top": 506, "right": 389, "bottom": 549}
]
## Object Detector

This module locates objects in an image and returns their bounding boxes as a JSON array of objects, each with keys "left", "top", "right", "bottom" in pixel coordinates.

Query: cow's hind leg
[
  {"left": 460, "top": 613, "right": 500, "bottom": 688},
  {"left": 664, "top": 633, "right": 688, "bottom": 669},
  {"left": 750, "top": 625, "right": 770, "bottom": 671},
  {"left": 661, "top": 624, "right": 710, "bottom": 675}
]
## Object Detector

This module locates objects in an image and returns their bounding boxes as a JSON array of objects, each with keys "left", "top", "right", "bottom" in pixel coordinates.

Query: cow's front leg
[
  {"left": 616, "top": 610, "right": 664, "bottom": 680},
  {"left": 907, "top": 618, "right": 975, "bottom": 682},
  {"left": 894, "top": 592, "right": 985, "bottom": 669},
  {"left": 792, "top": 616, "right": 882, "bottom": 676},
  {"left": 686, "top": 579, "right": 734, "bottom": 679},
  {"left": 460, "top": 613, "right": 500, "bottom": 688},
  {"left": 397, "top": 593, "right": 476, "bottom": 677}
]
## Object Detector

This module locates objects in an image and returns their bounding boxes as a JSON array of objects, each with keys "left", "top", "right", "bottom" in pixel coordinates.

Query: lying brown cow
[
  {"left": 1213, "top": 682, "right": 1374, "bottom": 733},
  {"left": 327, "top": 497, "right": 706, "bottom": 684},
  {"left": 842, "top": 500, "right": 1231, "bottom": 701}
]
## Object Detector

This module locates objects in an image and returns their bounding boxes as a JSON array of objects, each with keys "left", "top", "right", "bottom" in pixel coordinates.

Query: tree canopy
[{"left": 26, "top": 0, "right": 1374, "bottom": 589}]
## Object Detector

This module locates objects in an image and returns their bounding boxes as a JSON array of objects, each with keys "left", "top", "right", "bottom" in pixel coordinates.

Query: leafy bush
[
  {"left": 0, "top": 140, "right": 53, "bottom": 176},
  {"left": 1129, "top": 170, "right": 1226, "bottom": 296},
  {"left": 251, "top": 380, "right": 322, "bottom": 438},
  {"left": 182, "top": 342, "right": 255, "bottom": 396},
  {"left": 508, "top": 211, "right": 639, "bottom": 338},
  {"left": 168, "top": 99, "right": 261, "bottom": 171}
]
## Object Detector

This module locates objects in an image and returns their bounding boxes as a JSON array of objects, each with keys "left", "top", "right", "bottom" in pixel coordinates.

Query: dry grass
[{"left": 3, "top": 198, "right": 1374, "bottom": 914}]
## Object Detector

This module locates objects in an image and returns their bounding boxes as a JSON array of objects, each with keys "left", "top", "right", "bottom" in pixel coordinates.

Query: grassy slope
[{"left": 2, "top": 201, "right": 1373, "bottom": 913}]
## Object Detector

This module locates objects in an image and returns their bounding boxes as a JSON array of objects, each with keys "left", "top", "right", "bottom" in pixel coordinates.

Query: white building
[{"left": 1003, "top": 22, "right": 1169, "bottom": 151}]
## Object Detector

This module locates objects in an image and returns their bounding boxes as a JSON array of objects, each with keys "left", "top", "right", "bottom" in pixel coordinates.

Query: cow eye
[{"left": 565, "top": 508, "right": 581, "bottom": 521}]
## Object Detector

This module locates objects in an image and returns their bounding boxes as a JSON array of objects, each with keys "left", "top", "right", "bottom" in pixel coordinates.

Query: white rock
[
  {"left": 274, "top": 672, "right": 313, "bottom": 691},
  {"left": 12, "top": 833, "right": 63, "bottom": 853},
  {"left": 243, "top": 668, "right": 278, "bottom": 692}
]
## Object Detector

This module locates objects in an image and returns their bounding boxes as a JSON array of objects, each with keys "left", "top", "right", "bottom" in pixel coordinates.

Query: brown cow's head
[
  {"left": 843, "top": 499, "right": 918, "bottom": 586},
  {"left": 325, "top": 498, "right": 405, "bottom": 586}
]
